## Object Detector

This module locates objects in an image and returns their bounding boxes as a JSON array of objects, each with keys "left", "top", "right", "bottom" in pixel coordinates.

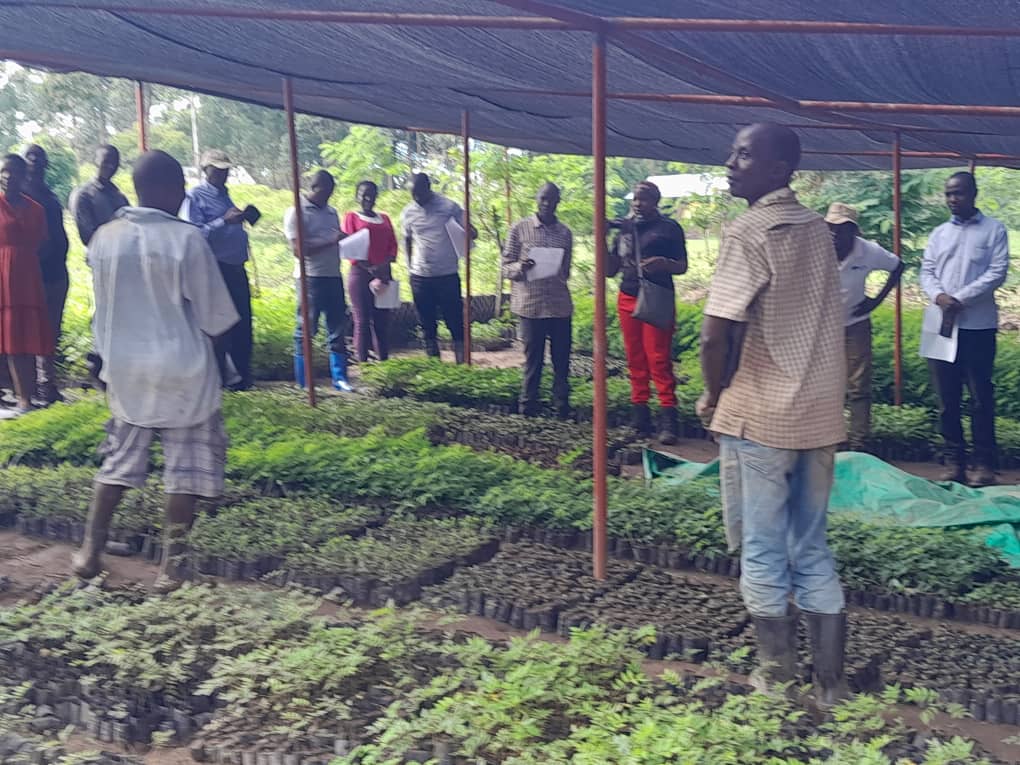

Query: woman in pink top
[{"left": 342, "top": 180, "right": 398, "bottom": 362}]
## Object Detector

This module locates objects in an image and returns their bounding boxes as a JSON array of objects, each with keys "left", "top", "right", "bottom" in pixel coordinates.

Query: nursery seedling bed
[
  {"left": 557, "top": 568, "right": 750, "bottom": 663},
  {"left": 277, "top": 518, "right": 500, "bottom": 606},
  {"left": 423, "top": 543, "right": 641, "bottom": 632}
]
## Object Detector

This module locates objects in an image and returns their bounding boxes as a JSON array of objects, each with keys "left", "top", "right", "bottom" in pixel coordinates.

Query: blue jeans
[
  {"left": 719, "top": 436, "right": 844, "bottom": 618},
  {"left": 294, "top": 277, "right": 347, "bottom": 356}
]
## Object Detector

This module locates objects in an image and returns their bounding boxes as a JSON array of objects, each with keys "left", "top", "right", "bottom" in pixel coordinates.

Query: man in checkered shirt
[
  {"left": 698, "top": 124, "right": 849, "bottom": 708},
  {"left": 502, "top": 183, "right": 574, "bottom": 419}
]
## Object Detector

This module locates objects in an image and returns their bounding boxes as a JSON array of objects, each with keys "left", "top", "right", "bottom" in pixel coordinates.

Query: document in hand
[
  {"left": 339, "top": 228, "right": 370, "bottom": 261},
  {"left": 445, "top": 217, "right": 467, "bottom": 259},
  {"left": 525, "top": 247, "right": 565, "bottom": 281},
  {"left": 373, "top": 279, "right": 401, "bottom": 309},
  {"left": 919, "top": 303, "right": 959, "bottom": 363}
]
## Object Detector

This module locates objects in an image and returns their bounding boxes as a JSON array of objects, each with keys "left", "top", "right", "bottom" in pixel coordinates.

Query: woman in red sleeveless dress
[{"left": 0, "top": 153, "right": 53, "bottom": 413}]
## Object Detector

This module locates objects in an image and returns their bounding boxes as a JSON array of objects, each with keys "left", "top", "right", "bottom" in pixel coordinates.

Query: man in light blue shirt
[
  {"left": 920, "top": 171, "right": 1008, "bottom": 486},
  {"left": 183, "top": 149, "right": 254, "bottom": 390}
]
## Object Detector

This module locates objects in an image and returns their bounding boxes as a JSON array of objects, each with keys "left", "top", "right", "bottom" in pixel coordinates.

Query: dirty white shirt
[{"left": 88, "top": 207, "right": 240, "bottom": 428}]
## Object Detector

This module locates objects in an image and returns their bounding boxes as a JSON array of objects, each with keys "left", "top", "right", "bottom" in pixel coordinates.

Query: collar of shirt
[
  {"left": 751, "top": 187, "right": 796, "bottom": 210},
  {"left": 532, "top": 213, "right": 559, "bottom": 228},
  {"left": 951, "top": 209, "right": 984, "bottom": 226}
]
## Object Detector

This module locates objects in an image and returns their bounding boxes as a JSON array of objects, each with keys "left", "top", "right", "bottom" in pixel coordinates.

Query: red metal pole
[
  {"left": 462, "top": 110, "right": 473, "bottom": 366},
  {"left": 893, "top": 131, "right": 903, "bottom": 407},
  {"left": 283, "top": 77, "right": 317, "bottom": 406},
  {"left": 135, "top": 81, "right": 148, "bottom": 153},
  {"left": 969, "top": 159, "right": 977, "bottom": 175},
  {"left": 592, "top": 32, "right": 608, "bottom": 582},
  {"left": 501, "top": 146, "right": 513, "bottom": 314}
]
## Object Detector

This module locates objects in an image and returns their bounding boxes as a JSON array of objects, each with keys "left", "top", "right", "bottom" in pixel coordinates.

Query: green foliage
[{"left": 320, "top": 126, "right": 405, "bottom": 192}]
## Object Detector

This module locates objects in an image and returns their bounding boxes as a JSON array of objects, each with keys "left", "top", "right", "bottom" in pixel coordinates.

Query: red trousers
[{"left": 617, "top": 291, "right": 676, "bottom": 408}]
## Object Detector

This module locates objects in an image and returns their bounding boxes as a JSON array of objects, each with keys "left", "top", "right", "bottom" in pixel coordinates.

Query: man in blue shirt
[
  {"left": 920, "top": 172, "right": 1009, "bottom": 486},
  {"left": 184, "top": 149, "right": 253, "bottom": 390}
]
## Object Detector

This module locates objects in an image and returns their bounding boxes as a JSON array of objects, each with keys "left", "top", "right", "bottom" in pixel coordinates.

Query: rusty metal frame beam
[{"left": 18, "top": 2, "right": 1020, "bottom": 38}]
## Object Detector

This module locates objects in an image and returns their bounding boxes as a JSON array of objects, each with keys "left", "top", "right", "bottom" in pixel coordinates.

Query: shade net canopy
[{"left": 2, "top": 0, "right": 1019, "bottom": 168}]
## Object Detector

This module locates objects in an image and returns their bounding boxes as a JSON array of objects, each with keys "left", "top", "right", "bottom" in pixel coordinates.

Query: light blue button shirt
[{"left": 920, "top": 211, "right": 1009, "bottom": 330}]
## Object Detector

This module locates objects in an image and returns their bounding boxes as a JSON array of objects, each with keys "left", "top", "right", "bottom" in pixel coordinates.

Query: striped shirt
[
  {"left": 502, "top": 214, "right": 573, "bottom": 319},
  {"left": 704, "top": 188, "right": 846, "bottom": 450}
]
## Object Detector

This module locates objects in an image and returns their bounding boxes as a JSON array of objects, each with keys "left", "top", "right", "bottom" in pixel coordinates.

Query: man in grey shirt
[
  {"left": 283, "top": 170, "right": 352, "bottom": 392},
  {"left": 70, "top": 145, "right": 130, "bottom": 247},
  {"left": 401, "top": 173, "right": 476, "bottom": 362}
]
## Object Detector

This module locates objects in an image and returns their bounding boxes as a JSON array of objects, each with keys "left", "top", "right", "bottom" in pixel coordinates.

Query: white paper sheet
[
  {"left": 445, "top": 217, "right": 467, "bottom": 259},
  {"left": 339, "top": 228, "right": 370, "bottom": 261},
  {"left": 919, "top": 303, "right": 959, "bottom": 362},
  {"left": 525, "top": 247, "right": 565, "bottom": 281},
  {"left": 373, "top": 279, "right": 401, "bottom": 310}
]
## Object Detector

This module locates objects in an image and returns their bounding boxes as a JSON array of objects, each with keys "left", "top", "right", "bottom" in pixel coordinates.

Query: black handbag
[{"left": 629, "top": 225, "right": 675, "bottom": 329}]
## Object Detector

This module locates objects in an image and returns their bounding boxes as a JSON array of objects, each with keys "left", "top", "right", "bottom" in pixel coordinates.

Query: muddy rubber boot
[
  {"left": 153, "top": 498, "right": 197, "bottom": 594},
  {"left": 936, "top": 452, "right": 966, "bottom": 484},
  {"left": 71, "top": 484, "right": 121, "bottom": 579},
  {"left": 968, "top": 464, "right": 996, "bottom": 488},
  {"left": 630, "top": 403, "right": 653, "bottom": 438},
  {"left": 424, "top": 338, "right": 441, "bottom": 358},
  {"left": 452, "top": 341, "right": 466, "bottom": 365},
  {"left": 749, "top": 610, "right": 798, "bottom": 696},
  {"left": 657, "top": 407, "right": 680, "bottom": 445},
  {"left": 804, "top": 610, "right": 850, "bottom": 709}
]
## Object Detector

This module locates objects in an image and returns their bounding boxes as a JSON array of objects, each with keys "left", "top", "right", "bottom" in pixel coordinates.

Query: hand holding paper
[
  {"left": 525, "top": 247, "right": 565, "bottom": 281},
  {"left": 339, "top": 228, "right": 371, "bottom": 261},
  {"left": 920, "top": 303, "right": 959, "bottom": 362}
]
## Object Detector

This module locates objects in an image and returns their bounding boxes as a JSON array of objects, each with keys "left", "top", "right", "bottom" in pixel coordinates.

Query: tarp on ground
[
  {"left": 644, "top": 450, "right": 1020, "bottom": 567},
  {"left": 2, "top": 1, "right": 1020, "bottom": 169}
]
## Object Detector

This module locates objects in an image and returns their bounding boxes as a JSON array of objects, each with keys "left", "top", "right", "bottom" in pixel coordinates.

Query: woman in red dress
[
  {"left": 342, "top": 180, "right": 398, "bottom": 362},
  {"left": 0, "top": 154, "right": 53, "bottom": 413}
]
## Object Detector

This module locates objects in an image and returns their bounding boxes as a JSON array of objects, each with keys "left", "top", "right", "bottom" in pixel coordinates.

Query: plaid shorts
[{"left": 95, "top": 411, "right": 228, "bottom": 498}]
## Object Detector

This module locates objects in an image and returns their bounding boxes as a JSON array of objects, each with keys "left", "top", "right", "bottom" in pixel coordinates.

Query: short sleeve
[
  {"left": 340, "top": 211, "right": 355, "bottom": 236},
  {"left": 182, "top": 230, "right": 241, "bottom": 337},
  {"left": 282, "top": 207, "right": 296, "bottom": 241},
  {"left": 704, "top": 234, "right": 769, "bottom": 322},
  {"left": 862, "top": 239, "right": 900, "bottom": 272}
]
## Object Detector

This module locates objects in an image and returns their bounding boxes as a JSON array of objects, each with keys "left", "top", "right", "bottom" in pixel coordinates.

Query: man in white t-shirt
[
  {"left": 825, "top": 203, "right": 904, "bottom": 449},
  {"left": 73, "top": 150, "right": 239, "bottom": 592}
]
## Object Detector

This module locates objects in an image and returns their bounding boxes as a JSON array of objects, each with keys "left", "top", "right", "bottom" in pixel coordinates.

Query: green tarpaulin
[{"left": 644, "top": 450, "right": 1020, "bottom": 567}]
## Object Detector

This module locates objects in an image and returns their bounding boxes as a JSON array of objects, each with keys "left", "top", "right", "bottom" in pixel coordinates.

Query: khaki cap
[
  {"left": 824, "top": 202, "right": 858, "bottom": 225},
  {"left": 200, "top": 149, "right": 233, "bottom": 170}
]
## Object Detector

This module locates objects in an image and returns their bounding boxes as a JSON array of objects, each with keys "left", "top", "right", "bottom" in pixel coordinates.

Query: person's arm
[
  {"left": 185, "top": 192, "right": 244, "bottom": 240},
  {"left": 562, "top": 229, "right": 573, "bottom": 280},
  {"left": 454, "top": 204, "right": 478, "bottom": 241},
  {"left": 501, "top": 223, "right": 529, "bottom": 281},
  {"left": 953, "top": 224, "right": 1010, "bottom": 306},
  {"left": 697, "top": 233, "right": 768, "bottom": 422},
  {"left": 607, "top": 232, "right": 622, "bottom": 277},
  {"left": 72, "top": 190, "right": 98, "bottom": 246},
  {"left": 643, "top": 223, "right": 689, "bottom": 276},
  {"left": 182, "top": 230, "right": 241, "bottom": 340},
  {"left": 852, "top": 245, "right": 909, "bottom": 318}
]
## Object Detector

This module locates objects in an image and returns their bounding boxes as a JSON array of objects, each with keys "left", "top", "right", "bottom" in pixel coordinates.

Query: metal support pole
[
  {"left": 135, "top": 81, "right": 148, "bottom": 153},
  {"left": 462, "top": 110, "right": 473, "bottom": 365},
  {"left": 591, "top": 32, "right": 608, "bottom": 581},
  {"left": 969, "top": 159, "right": 977, "bottom": 175},
  {"left": 283, "top": 77, "right": 317, "bottom": 406},
  {"left": 500, "top": 146, "right": 512, "bottom": 315},
  {"left": 892, "top": 131, "right": 903, "bottom": 407}
]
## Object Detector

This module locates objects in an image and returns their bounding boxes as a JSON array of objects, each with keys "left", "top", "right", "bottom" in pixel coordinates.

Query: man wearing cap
[
  {"left": 921, "top": 171, "right": 1009, "bottom": 487},
  {"left": 825, "top": 203, "right": 903, "bottom": 450},
  {"left": 183, "top": 149, "right": 254, "bottom": 390}
]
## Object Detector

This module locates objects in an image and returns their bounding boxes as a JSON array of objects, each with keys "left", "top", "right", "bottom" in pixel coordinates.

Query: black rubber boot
[
  {"left": 658, "top": 407, "right": 680, "bottom": 445},
  {"left": 452, "top": 342, "right": 466, "bottom": 365},
  {"left": 749, "top": 610, "right": 798, "bottom": 696},
  {"left": 804, "top": 610, "right": 850, "bottom": 709},
  {"left": 937, "top": 450, "right": 966, "bottom": 483},
  {"left": 424, "top": 338, "right": 441, "bottom": 358},
  {"left": 630, "top": 403, "right": 652, "bottom": 437}
]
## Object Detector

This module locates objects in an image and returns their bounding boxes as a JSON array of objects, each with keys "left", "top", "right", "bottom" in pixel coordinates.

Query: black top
[
  {"left": 611, "top": 215, "right": 687, "bottom": 297},
  {"left": 25, "top": 184, "right": 69, "bottom": 283}
]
